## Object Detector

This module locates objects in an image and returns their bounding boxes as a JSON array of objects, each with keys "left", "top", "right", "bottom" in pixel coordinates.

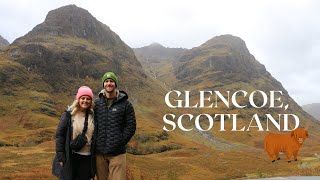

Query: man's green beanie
[{"left": 102, "top": 72, "right": 118, "bottom": 87}]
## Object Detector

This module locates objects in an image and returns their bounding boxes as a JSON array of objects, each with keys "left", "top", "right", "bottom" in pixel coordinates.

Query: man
[{"left": 94, "top": 71, "right": 136, "bottom": 180}]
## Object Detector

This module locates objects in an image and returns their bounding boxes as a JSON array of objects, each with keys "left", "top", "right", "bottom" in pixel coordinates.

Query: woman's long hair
[{"left": 69, "top": 99, "right": 95, "bottom": 141}]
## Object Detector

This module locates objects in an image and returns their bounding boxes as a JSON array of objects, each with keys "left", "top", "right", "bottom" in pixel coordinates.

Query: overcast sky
[{"left": 0, "top": 0, "right": 319, "bottom": 106}]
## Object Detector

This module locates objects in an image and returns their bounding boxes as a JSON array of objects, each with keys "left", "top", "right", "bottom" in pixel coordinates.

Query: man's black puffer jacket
[{"left": 94, "top": 90, "right": 136, "bottom": 155}]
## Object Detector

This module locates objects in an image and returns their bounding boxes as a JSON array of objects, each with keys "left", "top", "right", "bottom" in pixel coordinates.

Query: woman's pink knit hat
[{"left": 76, "top": 86, "right": 94, "bottom": 100}]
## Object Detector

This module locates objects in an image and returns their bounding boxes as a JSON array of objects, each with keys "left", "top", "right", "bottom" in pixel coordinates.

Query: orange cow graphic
[{"left": 264, "top": 128, "right": 308, "bottom": 162}]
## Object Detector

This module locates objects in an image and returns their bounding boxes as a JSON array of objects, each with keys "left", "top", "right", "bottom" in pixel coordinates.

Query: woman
[{"left": 52, "top": 86, "right": 95, "bottom": 180}]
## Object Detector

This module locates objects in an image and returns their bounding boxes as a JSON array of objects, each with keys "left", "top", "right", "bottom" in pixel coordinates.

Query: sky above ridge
[{"left": 0, "top": 0, "right": 319, "bottom": 106}]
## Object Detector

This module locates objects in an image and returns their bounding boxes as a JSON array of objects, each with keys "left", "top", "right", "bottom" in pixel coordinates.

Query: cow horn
[
  {"left": 289, "top": 121, "right": 294, "bottom": 130},
  {"left": 291, "top": 131, "right": 295, "bottom": 137}
]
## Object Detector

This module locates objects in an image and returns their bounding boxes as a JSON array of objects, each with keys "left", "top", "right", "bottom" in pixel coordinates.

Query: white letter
[
  {"left": 184, "top": 91, "right": 198, "bottom": 108},
  {"left": 214, "top": 91, "right": 230, "bottom": 108},
  {"left": 283, "top": 114, "right": 300, "bottom": 131},
  {"left": 199, "top": 91, "right": 213, "bottom": 108},
  {"left": 249, "top": 90, "right": 268, "bottom": 108},
  {"left": 214, "top": 114, "right": 230, "bottom": 131},
  {"left": 246, "top": 114, "right": 264, "bottom": 131},
  {"left": 231, "top": 90, "right": 247, "bottom": 108},
  {"left": 270, "top": 91, "right": 284, "bottom": 108},
  {"left": 163, "top": 114, "right": 176, "bottom": 131},
  {"left": 177, "top": 114, "right": 193, "bottom": 131},
  {"left": 265, "top": 114, "right": 281, "bottom": 131},
  {"left": 195, "top": 114, "right": 214, "bottom": 131},
  {"left": 165, "top": 90, "right": 182, "bottom": 108},
  {"left": 231, "top": 114, "right": 245, "bottom": 131}
]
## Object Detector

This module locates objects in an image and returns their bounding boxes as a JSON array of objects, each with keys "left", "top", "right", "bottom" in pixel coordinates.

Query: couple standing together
[{"left": 52, "top": 72, "right": 136, "bottom": 180}]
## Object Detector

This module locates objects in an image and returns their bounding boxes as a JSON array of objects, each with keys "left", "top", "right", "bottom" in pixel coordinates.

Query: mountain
[
  {"left": 137, "top": 34, "right": 320, "bottom": 150},
  {"left": 173, "top": 35, "right": 320, "bottom": 144},
  {"left": 134, "top": 43, "right": 186, "bottom": 60},
  {"left": 16, "top": 5, "right": 129, "bottom": 49},
  {"left": 134, "top": 43, "right": 186, "bottom": 87},
  {"left": 0, "top": 4, "right": 172, "bottom": 149},
  {"left": 0, "top": 35, "right": 9, "bottom": 46},
  {"left": 10, "top": 5, "right": 143, "bottom": 91},
  {"left": 175, "top": 35, "right": 268, "bottom": 86},
  {"left": 302, "top": 103, "right": 320, "bottom": 120},
  {"left": 133, "top": 34, "right": 320, "bottom": 179},
  {"left": 1, "top": 5, "right": 185, "bottom": 178}
]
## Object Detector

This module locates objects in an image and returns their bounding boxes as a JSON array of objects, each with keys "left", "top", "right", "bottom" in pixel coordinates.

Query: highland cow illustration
[{"left": 264, "top": 128, "right": 308, "bottom": 162}]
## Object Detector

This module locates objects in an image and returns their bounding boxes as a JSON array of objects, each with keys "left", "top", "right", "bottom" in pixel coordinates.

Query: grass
[
  {"left": 0, "top": 143, "right": 56, "bottom": 180},
  {"left": 128, "top": 131, "right": 182, "bottom": 155},
  {"left": 2, "top": 141, "right": 319, "bottom": 180}
]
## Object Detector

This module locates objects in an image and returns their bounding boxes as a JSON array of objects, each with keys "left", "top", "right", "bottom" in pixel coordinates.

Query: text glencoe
[{"left": 163, "top": 90, "right": 299, "bottom": 132}]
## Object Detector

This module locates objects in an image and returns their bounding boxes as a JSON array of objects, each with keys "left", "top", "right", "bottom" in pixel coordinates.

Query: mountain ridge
[
  {"left": 302, "top": 103, "right": 320, "bottom": 121},
  {"left": 134, "top": 43, "right": 187, "bottom": 87},
  {"left": 175, "top": 34, "right": 268, "bottom": 82},
  {"left": 0, "top": 35, "right": 9, "bottom": 46},
  {"left": 8, "top": 5, "right": 146, "bottom": 93},
  {"left": 13, "top": 5, "right": 129, "bottom": 51},
  {"left": 134, "top": 42, "right": 187, "bottom": 60}
]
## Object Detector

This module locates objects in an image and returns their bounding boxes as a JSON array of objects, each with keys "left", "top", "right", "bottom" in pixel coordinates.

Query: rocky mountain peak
[
  {"left": 7, "top": 5, "right": 144, "bottom": 92},
  {"left": 202, "top": 34, "right": 250, "bottom": 55},
  {"left": 0, "top": 35, "right": 10, "bottom": 46},
  {"left": 149, "top": 42, "right": 165, "bottom": 48},
  {"left": 175, "top": 34, "right": 267, "bottom": 83},
  {"left": 18, "top": 4, "right": 123, "bottom": 47}
]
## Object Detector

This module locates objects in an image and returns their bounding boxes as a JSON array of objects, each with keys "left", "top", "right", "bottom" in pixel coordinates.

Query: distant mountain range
[
  {"left": 302, "top": 103, "right": 320, "bottom": 121},
  {"left": 0, "top": 35, "right": 9, "bottom": 45}
]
